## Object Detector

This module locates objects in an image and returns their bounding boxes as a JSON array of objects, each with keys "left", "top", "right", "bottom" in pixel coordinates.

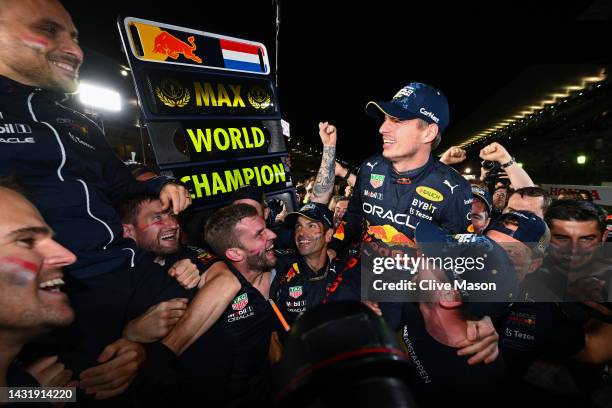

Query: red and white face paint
[
  {"left": 20, "top": 33, "right": 49, "bottom": 51},
  {"left": 127, "top": 199, "right": 181, "bottom": 256},
  {"left": 0, "top": 0, "right": 83, "bottom": 93},
  {"left": 0, "top": 188, "right": 75, "bottom": 331}
]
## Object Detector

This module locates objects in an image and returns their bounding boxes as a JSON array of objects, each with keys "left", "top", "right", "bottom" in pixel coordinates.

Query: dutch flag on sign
[{"left": 220, "top": 39, "right": 266, "bottom": 73}]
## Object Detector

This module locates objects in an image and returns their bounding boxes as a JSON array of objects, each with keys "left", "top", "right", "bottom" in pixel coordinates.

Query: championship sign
[
  {"left": 144, "top": 70, "right": 277, "bottom": 117},
  {"left": 146, "top": 120, "right": 281, "bottom": 164},
  {"left": 118, "top": 17, "right": 295, "bottom": 212},
  {"left": 169, "top": 155, "right": 291, "bottom": 207}
]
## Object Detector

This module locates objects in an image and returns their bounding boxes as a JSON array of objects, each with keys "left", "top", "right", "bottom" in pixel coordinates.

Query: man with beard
[
  {"left": 271, "top": 202, "right": 361, "bottom": 327},
  {"left": 331, "top": 196, "right": 349, "bottom": 229},
  {"left": 118, "top": 194, "right": 212, "bottom": 290},
  {"left": 118, "top": 204, "right": 274, "bottom": 406},
  {"left": 202, "top": 203, "right": 276, "bottom": 404},
  {"left": 117, "top": 194, "right": 238, "bottom": 345}
]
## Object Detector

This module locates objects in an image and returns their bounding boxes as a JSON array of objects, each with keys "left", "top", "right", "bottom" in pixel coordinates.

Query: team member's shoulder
[
  {"left": 274, "top": 250, "right": 298, "bottom": 275},
  {"left": 271, "top": 251, "right": 300, "bottom": 297},
  {"left": 360, "top": 153, "right": 385, "bottom": 174},
  {"left": 425, "top": 161, "right": 470, "bottom": 198},
  {"left": 332, "top": 254, "right": 360, "bottom": 271},
  {"left": 433, "top": 160, "right": 469, "bottom": 184},
  {"left": 186, "top": 245, "right": 220, "bottom": 269}
]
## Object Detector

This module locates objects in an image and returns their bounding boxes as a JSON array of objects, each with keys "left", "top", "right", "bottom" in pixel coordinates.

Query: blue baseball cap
[
  {"left": 285, "top": 202, "right": 334, "bottom": 229},
  {"left": 487, "top": 210, "right": 551, "bottom": 257},
  {"left": 414, "top": 220, "right": 519, "bottom": 317},
  {"left": 471, "top": 185, "right": 493, "bottom": 214},
  {"left": 365, "top": 82, "right": 450, "bottom": 132}
]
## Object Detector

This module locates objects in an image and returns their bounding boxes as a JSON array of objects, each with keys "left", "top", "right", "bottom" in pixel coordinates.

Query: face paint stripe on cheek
[
  {"left": 21, "top": 34, "right": 49, "bottom": 51},
  {"left": 1, "top": 256, "right": 38, "bottom": 272},
  {"left": 0, "top": 257, "right": 37, "bottom": 287},
  {"left": 141, "top": 220, "right": 167, "bottom": 230}
]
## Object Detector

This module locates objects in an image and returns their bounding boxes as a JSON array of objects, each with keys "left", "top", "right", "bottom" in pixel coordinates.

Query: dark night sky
[{"left": 62, "top": 0, "right": 612, "bottom": 165}]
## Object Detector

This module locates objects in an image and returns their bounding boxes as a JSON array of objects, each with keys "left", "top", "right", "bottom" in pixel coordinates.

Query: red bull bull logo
[
  {"left": 153, "top": 31, "right": 202, "bottom": 63},
  {"left": 367, "top": 224, "right": 415, "bottom": 247},
  {"left": 333, "top": 222, "right": 346, "bottom": 240},
  {"left": 286, "top": 263, "right": 300, "bottom": 283}
]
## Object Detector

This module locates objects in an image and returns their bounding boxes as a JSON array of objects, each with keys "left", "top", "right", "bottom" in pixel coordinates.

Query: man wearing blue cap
[
  {"left": 327, "top": 83, "right": 474, "bottom": 340},
  {"left": 329, "top": 82, "right": 472, "bottom": 259},
  {"left": 471, "top": 184, "right": 493, "bottom": 234},
  {"left": 272, "top": 202, "right": 361, "bottom": 327}
]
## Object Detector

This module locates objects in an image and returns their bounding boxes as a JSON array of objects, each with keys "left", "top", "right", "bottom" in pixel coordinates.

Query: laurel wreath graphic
[
  {"left": 247, "top": 86, "right": 271, "bottom": 110},
  {"left": 155, "top": 86, "right": 190, "bottom": 107}
]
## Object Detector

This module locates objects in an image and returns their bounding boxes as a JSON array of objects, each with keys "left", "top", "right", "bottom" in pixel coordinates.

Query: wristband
[
  {"left": 343, "top": 168, "right": 352, "bottom": 181},
  {"left": 501, "top": 157, "right": 516, "bottom": 168}
]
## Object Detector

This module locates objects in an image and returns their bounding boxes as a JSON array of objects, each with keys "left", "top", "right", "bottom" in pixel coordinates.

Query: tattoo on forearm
[{"left": 313, "top": 146, "right": 336, "bottom": 198}]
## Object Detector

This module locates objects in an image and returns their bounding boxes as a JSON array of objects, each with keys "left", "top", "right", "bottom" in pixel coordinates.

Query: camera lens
[{"left": 482, "top": 160, "right": 495, "bottom": 171}]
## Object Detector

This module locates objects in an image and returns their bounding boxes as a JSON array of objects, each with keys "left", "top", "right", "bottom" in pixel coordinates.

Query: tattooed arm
[{"left": 310, "top": 122, "right": 337, "bottom": 205}]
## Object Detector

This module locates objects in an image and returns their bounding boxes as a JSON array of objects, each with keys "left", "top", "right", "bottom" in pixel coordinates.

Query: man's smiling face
[{"left": 0, "top": 0, "right": 83, "bottom": 93}]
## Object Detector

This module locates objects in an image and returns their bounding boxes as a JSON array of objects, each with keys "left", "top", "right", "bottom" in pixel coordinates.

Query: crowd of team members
[
  {"left": 130, "top": 131, "right": 608, "bottom": 408},
  {"left": 4, "top": 129, "right": 610, "bottom": 407},
  {"left": 0, "top": 1, "right": 611, "bottom": 407}
]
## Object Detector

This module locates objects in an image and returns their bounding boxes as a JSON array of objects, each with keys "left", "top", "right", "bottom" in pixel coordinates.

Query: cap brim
[
  {"left": 283, "top": 211, "right": 321, "bottom": 228},
  {"left": 365, "top": 101, "right": 420, "bottom": 120},
  {"left": 472, "top": 194, "right": 492, "bottom": 213}
]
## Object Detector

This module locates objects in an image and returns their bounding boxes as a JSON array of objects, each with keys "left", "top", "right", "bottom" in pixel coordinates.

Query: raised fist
[
  {"left": 479, "top": 142, "right": 512, "bottom": 164},
  {"left": 318, "top": 121, "right": 337, "bottom": 147}
]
